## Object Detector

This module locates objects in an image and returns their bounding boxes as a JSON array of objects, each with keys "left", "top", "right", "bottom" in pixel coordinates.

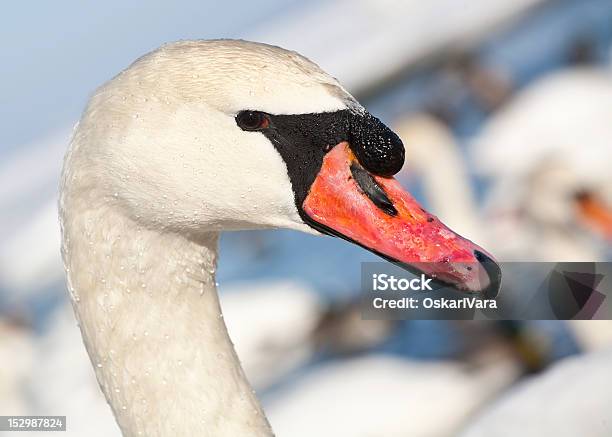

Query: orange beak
[
  {"left": 302, "top": 143, "right": 501, "bottom": 297},
  {"left": 575, "top": 192, "right": 612, "bottom": 240}
]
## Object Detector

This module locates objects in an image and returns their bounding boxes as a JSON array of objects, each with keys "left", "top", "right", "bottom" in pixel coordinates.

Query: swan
[
  {"left": 471, "top": 68, "right": 612, "bottom": 261},
  {"left": 458, "top": 348, "right": 612, "bottom": 437},
  {"left": 257, "top": 295, "right": 590, "bottom": 437},
  {"left": 59, "top": 40, "right": 500, "bottom": 436},
  {"left": 470, "top": 67, "right": 612, "bottom": 350},
  {"left": 217, "top": 280, "right": 323, "bottom": 389},
  {"left": 392, "top": 69, "right": 612, "bottom": 262},
  {"left": 394, "top": 111, "right": 612, "bottom": 351},
  {"left": 265, "top": 333, "right": 535, "bottom": 437}
]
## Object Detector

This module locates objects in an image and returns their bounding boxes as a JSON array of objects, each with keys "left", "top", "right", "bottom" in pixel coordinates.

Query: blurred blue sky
[{"left": 1, "top": 0, "right": 307, "bottom": 151}]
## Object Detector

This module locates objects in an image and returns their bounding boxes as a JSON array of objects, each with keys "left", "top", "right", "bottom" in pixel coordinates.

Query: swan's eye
[{"left": 236, "top": 111, "right": 270, "bottom": 131}]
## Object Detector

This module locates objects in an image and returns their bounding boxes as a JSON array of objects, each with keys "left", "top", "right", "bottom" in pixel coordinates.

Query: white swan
[
  {"left": 265, "top": 345, "right": 527, "bottom": 437},
  {"left": 393, "top": 70, "right": 612, "bottom": 263},
  {"left": 471, "top": 68, "right": 612, "bottom": 261},
  {"left": 387, "top": 112, "right": 612, "bottom": 437},
  {"left": 459, "top": 348, "right": 612, "bottom": 437},
  {"left": 59, "top": 40, "right": 499, "bottom": 436},
  {"left": 394, "top": 111, "right": 612, "bottom": 351},
  {"left": 219, "top": 280, "right": 323, "bottom": 389},
  {"left": 470, "top": 67, "right": 612, "bottom": 351}
]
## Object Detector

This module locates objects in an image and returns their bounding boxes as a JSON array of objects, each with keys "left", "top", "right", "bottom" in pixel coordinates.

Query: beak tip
[{"left": 474, "top": 250, "right": 502, "bottom": 299}]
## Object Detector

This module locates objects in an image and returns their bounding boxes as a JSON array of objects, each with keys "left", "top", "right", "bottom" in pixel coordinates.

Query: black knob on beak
[{"left": 348, "top": 112, "right": 405, "bottom": 177}]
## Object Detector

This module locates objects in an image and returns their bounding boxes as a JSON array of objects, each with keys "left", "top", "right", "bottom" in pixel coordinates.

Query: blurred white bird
[
  {"left": 265, "top": 352, "right": 524, "bottom": 437},
  {"left": 471, "top": 68, "right": 612, "bottom": 261},
  {"left": 459, "top": 348, "right": 612, "bottom": 437},
  {"left": 395, "top": 111, "right": 612, "bottom": 356},
  {"left": 470, "top": 67, "right": 612, "bottom": 352},
  {"left": 220, "top": 281, "right": 323, "bottom": 389}
]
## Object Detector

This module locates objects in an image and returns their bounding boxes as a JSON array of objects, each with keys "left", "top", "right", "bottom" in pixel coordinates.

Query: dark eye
[{"left": 236, "top": 111, "right": 270, "bottom": 131}]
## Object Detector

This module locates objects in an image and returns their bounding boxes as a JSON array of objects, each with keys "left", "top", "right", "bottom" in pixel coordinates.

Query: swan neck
[{"left": 60, "top": 205, "right": 273, "bottom": 436}]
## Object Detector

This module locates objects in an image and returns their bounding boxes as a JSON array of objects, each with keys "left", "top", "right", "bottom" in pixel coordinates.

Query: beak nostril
[
  {"left": 350, "top": 163, "right": 398, "bottom": 216},
  {"left": 474, "top": 250, "right": 502, "bottom": 299}
]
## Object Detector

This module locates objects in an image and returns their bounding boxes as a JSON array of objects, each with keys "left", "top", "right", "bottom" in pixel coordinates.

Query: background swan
[
  {"left": 393, "top": 67, "right": 612, "bottom": 264},
  {"left": 394, "top": 109, "right": 612, "bottom": 352},
  {"left": 471, "top": 66, "right": 612, "bottom": 349},
  {"left": 459, "top": 348, "right": 612, "bottom": 437},
  {"left": 267, "top": 355, "right": 520, "bottom": 437},
  {"left": 219, "top": 280, "right": 323, "bottom": 389},
  {"left": 471, "top": 68, "right": 612, "bottom": 261},
  {"left": 265, "top": 331, "right": 536, "bottom": 437}
]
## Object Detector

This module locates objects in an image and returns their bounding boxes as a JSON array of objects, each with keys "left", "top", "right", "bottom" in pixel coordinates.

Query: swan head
[{"left": 67, "top": 39, "right": 500, "bottom": 296}]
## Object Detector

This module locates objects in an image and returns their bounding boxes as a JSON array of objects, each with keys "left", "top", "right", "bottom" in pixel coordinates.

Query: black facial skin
[
  {"left": 235, "top": 109, "right": 404, "bottom": 210},
  {"left": 235, "top": 108, "right": 426, "bottom": 282},
  {"left": 235, "top": 109, "right": 501, "bottom": 298}
]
